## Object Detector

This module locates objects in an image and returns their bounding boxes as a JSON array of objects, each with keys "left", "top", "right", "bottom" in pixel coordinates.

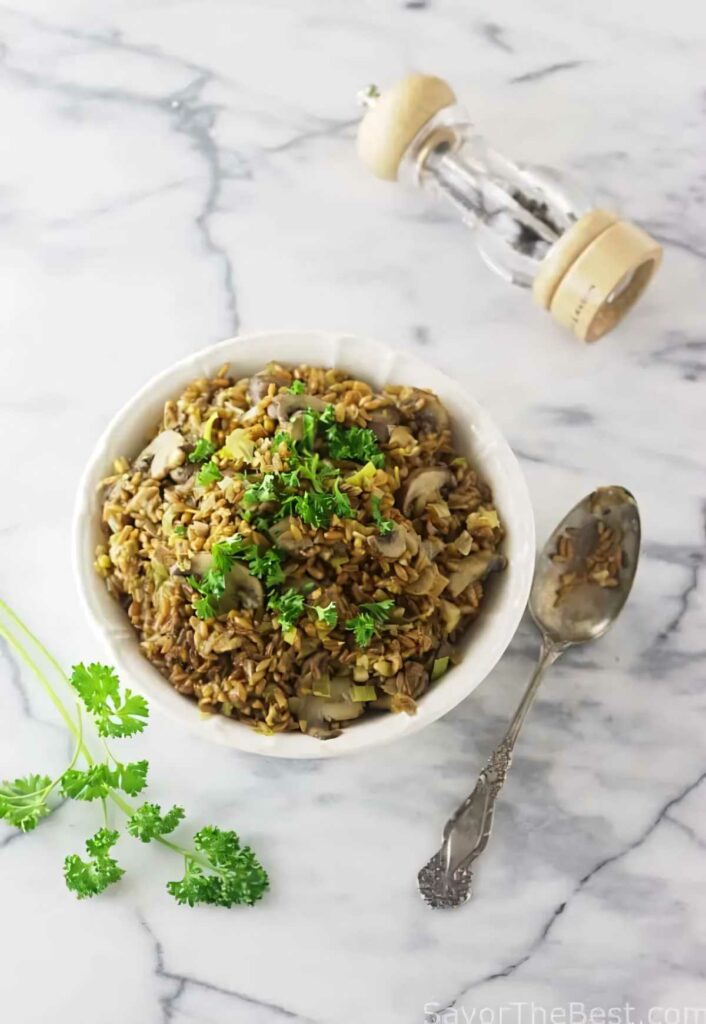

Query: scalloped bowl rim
[{"left": 73, "top": 331, "right": 535, "bottom": 759}]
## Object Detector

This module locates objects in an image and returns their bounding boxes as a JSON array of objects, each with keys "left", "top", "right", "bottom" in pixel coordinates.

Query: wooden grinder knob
[{"left": 357, "top": 74, "right": 456, "bottom": 181}]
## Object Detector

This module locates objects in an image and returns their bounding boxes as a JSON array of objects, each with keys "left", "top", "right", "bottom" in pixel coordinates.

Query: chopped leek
[
  {"left": 431, "top": 656, "right": 449, "bottom": 681},
  {"left": 345, "top": 461, "right": 378, "bottom": 488},
  {"left": 466, "top": 507, "right": 500, "bottom": 531},
  {"left": 312, "top": 677, "right": 331, "bottom": 698},
  {"left": 222, "top": 428, "right": 256, "bottom": 465},
  {"left": 351, "top": 684, "right": 377, "bottom": 702},
  {"left": 203, "top": 412, "right": 219, "bottom": 443}
]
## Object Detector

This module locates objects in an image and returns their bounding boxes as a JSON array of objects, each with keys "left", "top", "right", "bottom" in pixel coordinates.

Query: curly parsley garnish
[
  {"left": 247, "top": 546, "right": 285, "bottom": 588},
  {"left": 0, "top": 774, "right": 53, "bottom": 832},
  {"left": 345, "top": 599, "right": 396, "bottom": 648},
  {"left": 325, "top": 423, "right": 385, "bottom": 467},
  {"left": 126, "top": 802, "right": 185, "bottom": 842},
  {"left": 64, "top": 828, "right": 124, "bottom": 900},
  {"left": 196, "top": 459, "right": 223, "bottom": 487},
  {"left": 70, "top": 663, "right": 149, "bottom": 738},
  {"left": 312, "top": 602, "right": 338, "bottom": 628},
  {"left": 243, "top": 472, "right": 279, "bottom": 507},
  {"left": 267, "top": 588, "right": 305, "bottom": 632},
  {"left": 0, "top": 599, "right": 269, "bottom": 908},
  {"left": 188, "top": 438, "right": 216, "bottom": 464},
  {"left": 167, "top": 826, "right": 269, "bottom": 907},
  {"left": 61, "top": 759, "right": 148, "bottom": 800},
  {"left": 371, "top": 495, "right": 394, "bottom": 536}
]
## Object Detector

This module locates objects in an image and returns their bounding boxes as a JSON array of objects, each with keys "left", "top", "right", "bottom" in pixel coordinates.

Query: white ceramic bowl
[{"left": 74, "top": 331, "right": 535, "bottom": 758}]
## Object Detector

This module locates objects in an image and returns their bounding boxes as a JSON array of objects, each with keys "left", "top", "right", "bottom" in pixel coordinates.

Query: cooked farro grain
[
  {"left": 96, "top": 363, "right": 506, "bottom": 739},
  {"left": 551, "top": 520, "right": 623, "bottom": 606}
]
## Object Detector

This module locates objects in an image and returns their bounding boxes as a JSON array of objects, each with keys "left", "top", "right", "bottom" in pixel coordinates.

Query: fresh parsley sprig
[
  {"left": 70, "top": 663, "right": 149, "bottom": 738},
  {"left": 325, "top": 423, "right": 385, "bottom": 468},
  {"left": 267, "top": 589, "right": 305, "bottom": 632},
  {"left": 61, "top": 759, "right": 148, "bottom": 800},
  {"left": 345, "top": 599, "right": 396, "bottom": 648},
  {"left": 0, "top": 599, "right": 269, "bottom": 908},
  {"left": 0, "top": 773, "right": 54, "bottom": 832},
  {"left": 64, "top": 828, "right": 124, "bottom": 900},
  {"left": 189, "top": 414, "right": 219, "bottom": 464},
  {"left": 196, "top": 460, "right": 223, "bottom": 487},
  {"left": 126, "top": 802, "right": 185, "bottom": 842},
  {"left": 370, "top": 495, "right": 394, "bottom": 536},
  {"left": 243, "top": 473, "right": 279, "bottom": 507},
  {"left": 167, "top": 826, "right": 269, "bottom": 908},
  {"left": 311, "top": 602, "right": 338, "bottom": 628},
  {"left": 188, "top": 438, "right": 216, "bottom": 464}
]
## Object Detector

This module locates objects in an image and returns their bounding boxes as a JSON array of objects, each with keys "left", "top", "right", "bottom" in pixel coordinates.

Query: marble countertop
[{"left": 1, "top": 2, "right": 704, "bottom": 1022}]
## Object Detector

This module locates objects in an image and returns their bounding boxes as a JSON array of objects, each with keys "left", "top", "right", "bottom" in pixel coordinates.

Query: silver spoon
[{"left": 418, "top": 485, "right": 641, "bottom": 909}]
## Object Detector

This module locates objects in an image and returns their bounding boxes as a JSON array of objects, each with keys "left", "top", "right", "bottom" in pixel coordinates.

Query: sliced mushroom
[
  {"left": 400, "top": 661, "right": 429, "bottom": 699},
  {"left": 247, "top": 367, "right": 291, "bottom": 405},
  {"left": 400, "top": 465, "right": 453, "bottom": 517},
  {"left": 299, "top": 651, "right": 331, "bottom": 691},
  {"left": 428, "top": 499, "right": 450, "bottom": 517},
  {"left": 267, "top": 392, "right": 327, "bottom": 424},
  {"left": 134, "top": 430, "right": 185, "bottom": 480},
  {"left": 285, "top": 410, "right": 307, "bottom": 443},
  {"left": 446, "top": 550, "right": 507, "bottom": 597},
  {"left": 152, "top": 543, "right": 175, "bottom": 569},
  {"left": 413, "top": 391, "right": 450, "bottom": 434},
  {"left": 267, "top": 516, "right": 310, "bottom": 554},
  {"left": 387, "top": 425, "right": 416, "bottom": 449},
  {"left": 368, "top": 405, "right": 400, "bottom": 443},
  {"left": 370, "top": 522, "right": 406, "bottom": 559},
  {"left": 403, "top": 527, "right": 420, "bottom": 557},
  {"left": 421, "top": 537, "right": 445, "bottom": 561},
  {"left": 371, "top": 692, "right": 417, "bottom": 714},
  {"left": 449, "top": 530, "right": 473, "bottom": 556},
  {"left": 406, "top": 563, "right": 449, "bottom": 597},
  {"left": 169, "top": 463, "right": 196, "bottom": 485},
  {"left": 289, "top": 676, "right": 364, "bottom": 739},
  {"left": 239, "top": 404, "right": 262, "bottom": 424},
  {"left": 188, "top": 552, "right": 264, "bottom": 614},
  {"left": 439, "top": 599, "right": 462, "bottom": 634},
  {"left": 220, "top": 562, "right": 263, "bottom": 612},
  {"left": 190, "top": 551, "right": 212, "bottom": 576},
  {"left": 466, "top": 507, "right": 501, "bottom": 532}
]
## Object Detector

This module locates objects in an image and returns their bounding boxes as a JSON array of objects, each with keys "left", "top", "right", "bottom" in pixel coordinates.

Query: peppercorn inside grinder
[{"left": 357, "top": 75, "right": 661, "bottom": 342}]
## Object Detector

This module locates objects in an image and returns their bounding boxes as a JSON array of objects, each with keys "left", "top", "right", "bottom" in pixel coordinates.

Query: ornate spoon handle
[{"left": 418, "top": 639, "right": 563, "bottom": 908}]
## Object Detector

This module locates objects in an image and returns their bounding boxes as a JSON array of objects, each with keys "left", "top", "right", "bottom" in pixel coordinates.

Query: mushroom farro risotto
[{"left": 96, "top": 363, "right": 506, "bottom": 740}]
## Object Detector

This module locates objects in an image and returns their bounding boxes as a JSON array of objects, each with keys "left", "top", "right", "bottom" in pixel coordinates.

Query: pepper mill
[{"left": 356, "top": 75, "right": 661, "bottom": 342}]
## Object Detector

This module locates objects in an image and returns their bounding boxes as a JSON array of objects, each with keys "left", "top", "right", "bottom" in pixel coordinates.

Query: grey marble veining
[{"left": 0, "top": 2, "right": 704, "bottom": 1023}]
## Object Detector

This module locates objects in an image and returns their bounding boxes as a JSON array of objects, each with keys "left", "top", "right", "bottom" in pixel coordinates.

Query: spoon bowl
[{"left": 529, "top": 486, "right": 641, "bottom": 646}]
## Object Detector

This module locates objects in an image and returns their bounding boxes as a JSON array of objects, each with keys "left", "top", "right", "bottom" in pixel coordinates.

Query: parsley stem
[
  {"left": 0, "top": 599, "right": 73, "bottom": 691},
  {"left": 102, "top": 738, "right": 120, "bottom": 766},
  {"left": 0, "top": 621, "right": 85, "bottom": 749}
]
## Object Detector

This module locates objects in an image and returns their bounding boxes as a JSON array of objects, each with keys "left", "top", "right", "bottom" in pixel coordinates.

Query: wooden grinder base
[{"left": 532, "top": 210, "right": 662, "bottom": 342}]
